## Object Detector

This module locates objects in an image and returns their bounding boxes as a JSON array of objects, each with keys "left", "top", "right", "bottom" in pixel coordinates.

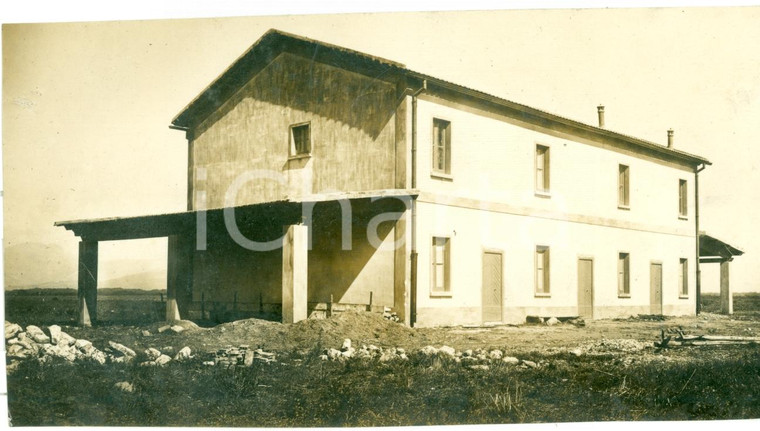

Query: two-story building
[{"left": 58, "top": 29, "right": 720, "bottom": 327}]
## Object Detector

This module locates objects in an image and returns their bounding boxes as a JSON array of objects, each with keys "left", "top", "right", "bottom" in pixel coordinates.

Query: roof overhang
[
  {"left": 55, "top": 189, "right": 418, "bottom": 242},
  {"left": 699, "top": 233, "right": 744, "bottom": 261}
]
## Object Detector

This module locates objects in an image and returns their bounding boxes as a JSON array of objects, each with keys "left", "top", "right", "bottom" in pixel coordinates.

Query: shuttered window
[
  {"left": 679, "top": 179, "right": 688, "bottom": 217},
  {"left": 431, "top": 237, "right": 451, "bottom": 294},
  {"left": 679, "top": 258, "right": 688, "bottom": 297},
  {"left": 535, "top": 246, "right": 550, "bottom": 295},
  {"left": 536, "top": 145, "right": 550, "bottom": 193},
  {"left": 432, "top": 119, "right": 451, "bottom": 175},
  {"left": 618, "top": 252, "right": 630, "bottom": 296},
  {"left": 618, "top": 164, "right": 630, "bottom": 207}
]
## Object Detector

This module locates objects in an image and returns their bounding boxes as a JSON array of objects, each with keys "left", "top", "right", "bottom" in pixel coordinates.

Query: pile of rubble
[
  {"left": 319, "top": 339, "right": 541, "bottom": 370},
  {"left": 382, "top": 307, "right": 401, "bottom": 323},
  {"left": 203, "top": 345, "right": 277, "bottom": 368},
  {"left": 4, "top": 321, "right": 193, "bottom": 373}
]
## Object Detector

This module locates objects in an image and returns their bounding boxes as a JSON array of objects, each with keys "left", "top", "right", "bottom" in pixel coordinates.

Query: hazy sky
[{"left": 3, "top": 5, "right": 760, "bottom": 292}]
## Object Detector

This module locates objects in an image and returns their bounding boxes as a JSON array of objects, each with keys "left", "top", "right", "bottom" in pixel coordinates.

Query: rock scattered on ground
[{"left": 114, "top": 381, "right": 135, "bottom": 393}]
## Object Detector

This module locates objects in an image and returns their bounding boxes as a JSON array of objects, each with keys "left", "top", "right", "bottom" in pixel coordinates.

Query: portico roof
[{"left": 54, "top": 189, "right": 417, "bottom": 242}]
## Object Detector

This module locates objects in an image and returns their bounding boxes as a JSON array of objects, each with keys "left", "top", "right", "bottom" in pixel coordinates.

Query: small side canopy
[
  {"left": 699, "top": 232, "right": 744, "bottom": 315},
  {"left": 700, "top": 233, "right": 744, "bottom": 261}
]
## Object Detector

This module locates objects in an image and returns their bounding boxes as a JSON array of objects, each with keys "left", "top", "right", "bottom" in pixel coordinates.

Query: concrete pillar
[
  {"left": 282, "top": 224, "right": 308, "bottom": 324},
  {"left": 720, "top": 260, "right": 733, "bottom": 315},
  {"left": 77, "top": 240, "right": 98, "bottom": 326},
  {"left": 166, "top": 235, "right": 184, "bottom": 322},
  {"left": 393, "top": 210, "right": 411, "bottom": 325}
]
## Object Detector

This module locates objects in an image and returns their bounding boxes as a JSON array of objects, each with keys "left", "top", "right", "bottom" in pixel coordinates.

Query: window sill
[
  {"left": 534, "top": 190, "right": 552, "bottom": 199},
  {"left": 679, "top": 295, "right": 689, "bottom": 299},
  {"left": 678, "top": 215, "right": 689, "bottom": 221},
  {"left": 430, "top": 292, "right": 452, "bottom": 298},
  {"left": 618, "top": 294, "right": 631, "bottom": 299},
  {"left": 534, "top": 292, "right": 551, "bottom": 298},
  {"left": 618, "top": 205, "right": 630, "bottom": 211},
  {"left": 431, "top": 172, "right": 453, "bottom": 181},
  {"left": 288, "top": 154, "right": 311, "bottom": 161}
]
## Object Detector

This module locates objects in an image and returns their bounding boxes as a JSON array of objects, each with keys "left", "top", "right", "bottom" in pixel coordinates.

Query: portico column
[
  {"left": 77, "top": 240, "right": 98, "bottom": 326},
  {"left": 282, "top": 224, "right": 308, "bottom": 323},
  {"left": 166, "top": 235, "right": 182, "bottom": 322},
  {"left": 720, "top": 259, "right": 733, "bottom": 315}
]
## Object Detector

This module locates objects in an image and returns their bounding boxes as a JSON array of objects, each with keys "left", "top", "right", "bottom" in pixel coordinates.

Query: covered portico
[
  {"left": 699, "top": 233, "right": 744, "bottom": 314},
  {"left": 55, "top": 190, "right": 416, "bottom": 327}
]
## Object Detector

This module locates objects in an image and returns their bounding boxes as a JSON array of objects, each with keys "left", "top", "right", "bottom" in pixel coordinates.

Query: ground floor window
[
  {"left": 679, "top": 258, "right": 688, "bottom": 297},
  {"left": 431, "top": 237, "right": 451, "bottom": 295},
  {"left": 535, "top": 246, "right": 550, "bottom": 296},
  {"left": 618, "top": 252, "right": 630, "bottom": 297}
]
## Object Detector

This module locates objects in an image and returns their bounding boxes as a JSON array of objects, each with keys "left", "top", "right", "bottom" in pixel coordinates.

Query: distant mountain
[{"left": 100, "top": 270, "right": 165, "bottom": 290}]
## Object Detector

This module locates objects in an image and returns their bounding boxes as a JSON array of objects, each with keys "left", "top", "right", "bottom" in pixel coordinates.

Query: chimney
[
  {"left": 597, "top": 105, "right": 605, "bottom": 128},
  {"left": 667, "top": 129, "right": 674, "bottom": 148}
]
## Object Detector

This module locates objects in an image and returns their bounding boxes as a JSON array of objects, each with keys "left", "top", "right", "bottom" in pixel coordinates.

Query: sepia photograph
[{"left": 3, "top": 2, "right": 760, "bottom": 427}]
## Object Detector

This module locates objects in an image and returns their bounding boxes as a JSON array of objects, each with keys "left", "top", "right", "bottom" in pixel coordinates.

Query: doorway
[
  {"left": 577, "top": 257, "right": 594, "bottom": 319},
  {"left": 482, "top": 251, "right": 503, "bottom": 323},
  {"left": 650, "top": 262, "right": 663, "bottom": 315}
]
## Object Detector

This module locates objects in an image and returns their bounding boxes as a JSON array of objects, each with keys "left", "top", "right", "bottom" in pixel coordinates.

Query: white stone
[
  {"left": 89, "top": 349, "right": 107, "bottom": 365},
  {"left": 488, "top": 349, "right": 503, "bottom": 360},
  {"left": 174, "top": 346, "right": 192, "bottom": 361},
  {"left": 48, "top": 325, "right": 62, "bottom": 345},
  {"left": 439, "top": 346, "right": 456, "bottom": 357},
  {"left": 108, "top": 341, "right": 136, "bottom": 357},
  {"left": 421, "top": 345, "right": 439, "bottom": 356},
  {"left": 157, "top": 325, "right": 171, "bottom": 333},
  {"left": 114, "top": 381, "right": 134, "bottom": 393},
  {"left": 144, "top": 348, "right": 162, "bottom": 361},
  {"left": 141, "top": 330, "right": 151, "bottom": 337},
  {"left": 7, "top": 344, "right": 32, "bottom": 359},
  {"left": 58, "top": 331, "right": 76, "bottom": 347},
  {"left": 463, "top": 349, "right": 473, "bottom": 357},
  {"left": 5, "top": 322, "right": 22, "bottom": 340},
  {"left": 522, "top": 360, "right": 538, "bottom": 368},
  {"left": 340, "top": 347, "right": 355, "bottom": 358},
  {"left": 170, "top": 325, "right": 185, "bottom": 334},
  {"left": 502, "top": 356, "right": 520, "bottom": 365},
  {"left": 326, "top": 348, "right": 341, "bottom": 360},
  {"left": 155, "top": 354, "right": 172, "bottom": 366},
  {"left": 74, "top": 339, "right": 94, "bottom": 354},
  {"left": 25, "top": 325, "right": 51, "bottom": 344},
  {"left": 570, "top": 348, "right": 583, "bottom": 357},
  {"left": 319, "top": 354, "right": 329, "bottom": 361},
  {"left": 546, "top": 317, "right": 560, "bottom": 326},
  {"left": 468, "top": 364, "right": 490, "bottom": 371},
  {"left": 341, "top": 338, "right": 352, "bottom": 351}
]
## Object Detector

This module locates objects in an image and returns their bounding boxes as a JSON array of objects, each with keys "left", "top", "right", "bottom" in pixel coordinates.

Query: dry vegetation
[{"left": 5, "top": 290, "right": 760, "bottom": 426}]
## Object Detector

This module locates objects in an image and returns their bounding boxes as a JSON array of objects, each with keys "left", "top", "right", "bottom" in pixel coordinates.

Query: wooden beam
[{"left": 77, "top": 241, "right": 98, "bottom": 326}]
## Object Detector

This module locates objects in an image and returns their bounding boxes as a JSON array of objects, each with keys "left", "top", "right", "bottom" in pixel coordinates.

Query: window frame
[
  {"left": 535, "top": 245, "right": 551, "bottom": 297},
  {"left": 535, "top": 144, "right": 551, "bottom": 197},
  {"left": 431, "top": 118, "right": 452, "bottom": 177},
  {"left": 430, "top": 236, "right": 452, "bottom": 297},
  {"left": 618, "top": 252, "right": 631, "bottom": 298},
  {"left": 678, "top": 179, "right": 688, "bottom": 219},
  {"left": 679, "top": 258, "right": 689, "bottom": 298},
  {"left": 618, "top": 164, "right": 630, "bottom": 209},
  {"left": 289, "top": 122, "right": 312, "bottom": 158}
]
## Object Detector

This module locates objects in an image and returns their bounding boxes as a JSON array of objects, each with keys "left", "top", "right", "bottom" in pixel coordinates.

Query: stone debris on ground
[
  {"left": 210, "top": 345, "right": 278, "bottom": 367},
  {"left": 174, "top": 346, "right": 192, "bottom": 361},
  {"left": 157, "top": 325, "right": 171, "bottom": 333},
  {"left": 383, "top": 307, "right": 401, "bottom": 323},
  {"left": 114, "top": 381, "right": 135, "bottom": 393},
  {"left": 170, "top": 325, "right": 185, "bottom": 334},
  {"left": 141, "top": 330, "right": 151, "bottom": 337},
  {"left": 25, "top": 325, "right": 51, "bottom": 344}
]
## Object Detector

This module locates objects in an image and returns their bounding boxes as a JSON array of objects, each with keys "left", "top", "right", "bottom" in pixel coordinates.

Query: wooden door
[
  {"left": 577, "top": 258, "right": 594, "bottom": 319},
  {"left": 482, "top": 251, "right": 503, "bottom": 323},
  {"left": 650, "top": 263, "right": 663, "bottom": 315}
]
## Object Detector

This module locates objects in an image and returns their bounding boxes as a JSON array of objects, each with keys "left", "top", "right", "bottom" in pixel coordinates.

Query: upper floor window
[
  {"left": 618, "top": 164, "right": 630, "bottom": 208},
  {"left": 289, "top": 122, "right": 311, "bottom": 157},
  {"left": 535, "top": 245, "right": 550, "bottom": 296},
  {"left": 535, "top": 145, "right": 550, "bottom": 195},
  {"left": 678, "top": 179, "right": 688, "bottom": 218},
  {"left": 618, "top": 252, "right": 630, "bottom": 297},
  {"left": 432, "top": 118, "right": 451, "bottom": 175},
  {"left": 431, "top": 236, "right": 451, "bottom": 295}
]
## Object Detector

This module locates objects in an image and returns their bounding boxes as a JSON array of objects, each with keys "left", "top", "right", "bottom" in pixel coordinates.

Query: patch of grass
[{"left": 8, "top": 346, "right": 760, "bottom": 426}]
